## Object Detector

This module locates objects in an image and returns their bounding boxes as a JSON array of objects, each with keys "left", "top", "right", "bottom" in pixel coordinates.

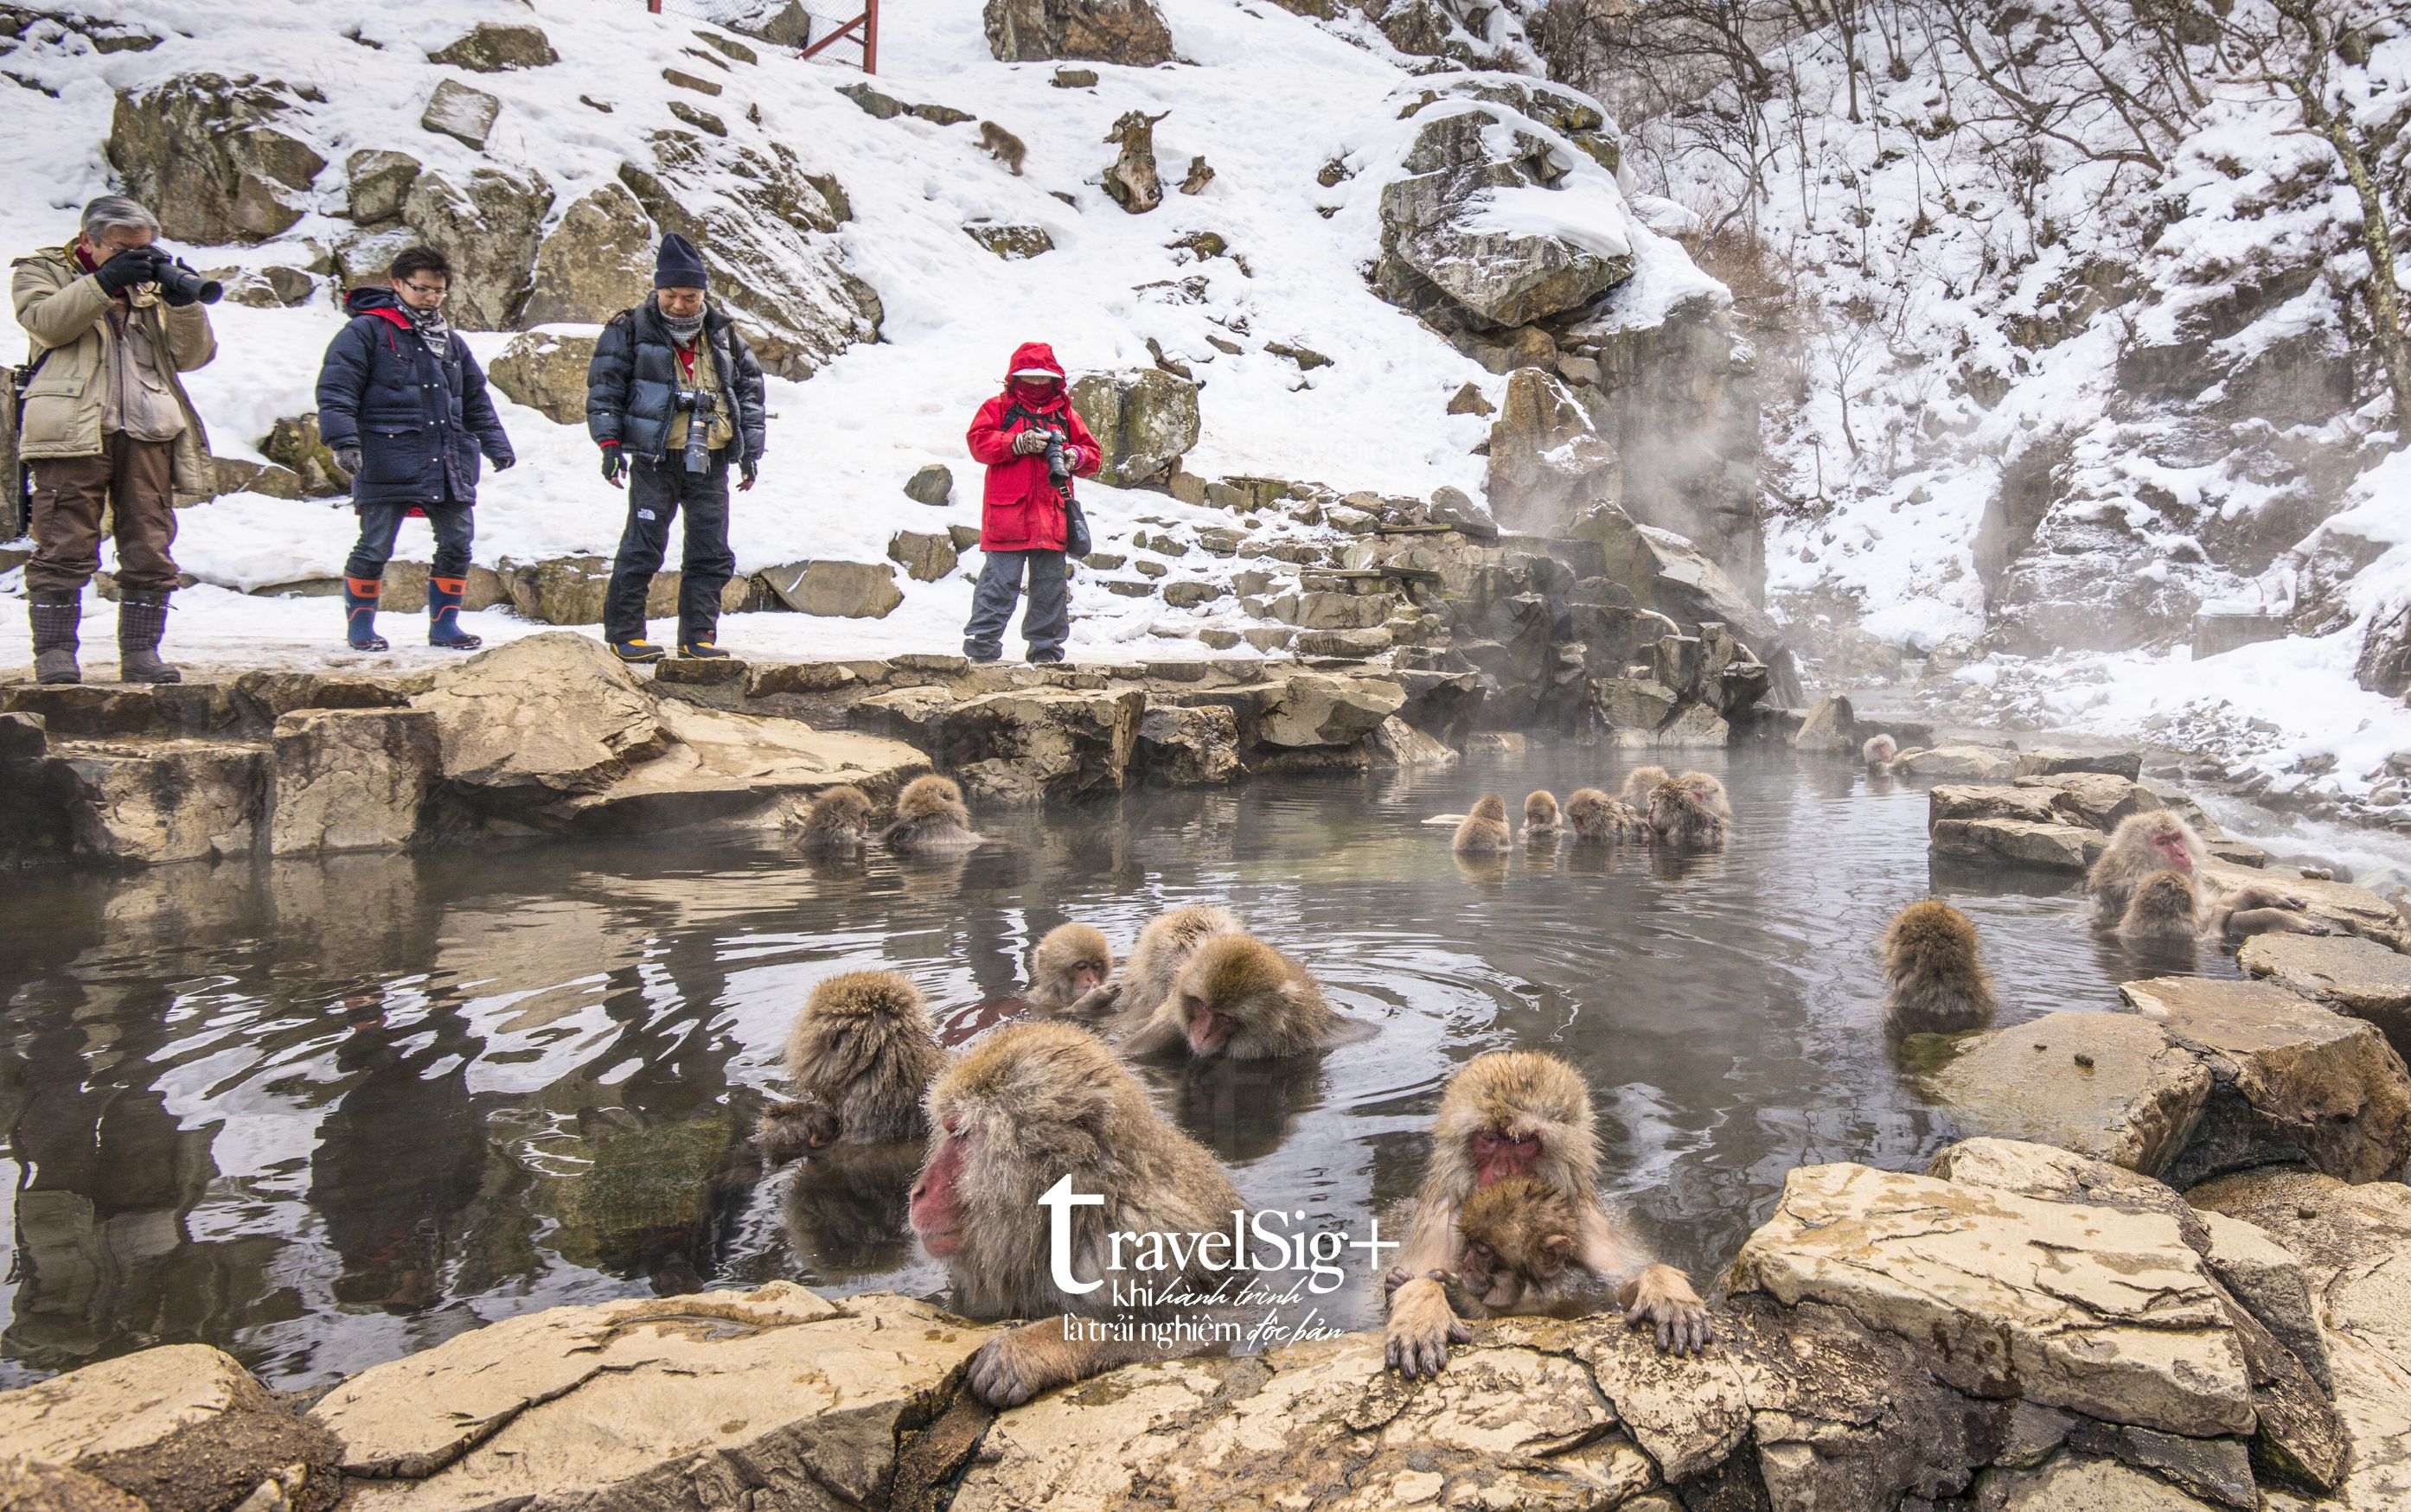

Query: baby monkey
[
  {"left": 2120, "top": 869, "right": 2332, "bottom": 942},
  {"left": 1454, "top": 795, "right": 1512, "bottom": 854},
  {"left": 1565, "top": 788, "right": 1647, "bottom": 843},
  {"left": 797, "top": 784, "right": 874, "bottom": 856},
  {"left": 1445, "top": 1175, "right": 1599, "bottom": 1318},
  {"left": 1521, "top": 791, "right": 1564, "bottom": 843}
]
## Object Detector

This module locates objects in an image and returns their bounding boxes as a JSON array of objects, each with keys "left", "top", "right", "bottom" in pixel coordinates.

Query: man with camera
[
  {"left": 585, "top": 233, "right": 764, "bottom": 664},
  {"left": 962, "top": 341, "right": 1101, "bottom": 665},
  {"left": 316, "top": 245, "right": 516, "bottom": 653},
  {"left": 11, "top": 195, "right": 219, "bottom": 684}
]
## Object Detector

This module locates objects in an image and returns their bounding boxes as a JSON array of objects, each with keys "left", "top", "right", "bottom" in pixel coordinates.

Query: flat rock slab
[
  {"left": 2120, "top": 976, "right": 2411, "bottom": 1185},
  {"left": 546, "top": 699, "right": 927, "bottom": 833},
  {"left": 2012, "top": 771, "right": 2159, "bottom": 830},
  {"left": 0, "top": 1343, "right": 265, "bottom": 1463},
  {"left": 1899, "top": 744, "right": 2017, "bottom": 781},
  {"left": 2241, "top": 931, "right": 2411, "bottom": 1061},
  {"left": 2202, "top": 860, "right": 2411, "bottom": 951},
  {"left": 1923, "top": 1011, "right": 2210, "bottom": 1174},
  {"left": 1974, "top": 1453, "right": 2222, "bottom": 1509},
  {"left": 1929, "top": 783, "right": 2060, "bottom": 826},
  {"left": 1930, "top": 816, "right": 2098, "bottom": 871},
  {"left": 2014, "top": 746, "right": 2144, "bottom": 780},
  {"left": 316, "top": 1284, "right": 991, "bottom": 1512},
  {"left": 409, "top": 632, "right": 668, "bottom": 795},
  {"left": 1730, "top": 1163, "right": 2254, "bottom": 1436},
  {"left": 2189, "top": 1169, "right": 2411, "bottom": 1512}
]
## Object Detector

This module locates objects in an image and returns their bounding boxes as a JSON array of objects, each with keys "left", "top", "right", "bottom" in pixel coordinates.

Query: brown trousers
[{"left": 25, "top": 433, "right": 179, "bottom": 597}]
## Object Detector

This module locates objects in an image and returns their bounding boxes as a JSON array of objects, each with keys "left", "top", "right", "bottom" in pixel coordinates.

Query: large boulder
[
  {"left": 1930, "top": 816, "right": 2099, "bottom": 871},
  {"left": 1258, "top": 672, "right": 1407, "bottom": 748},
  {"left": 50, "top": 738, "right": 267, "bottom": 864},
  {"left": 419, "top": 78, "right": 500, "bottom": 149},
  {"left": 760, "top": 560, "right": 905, "bottom": 618},
  {"left": 541, "top": 699, "right": 929, "bottom": 834},
  {"left": 1136, "top": 703, "right": 1243, "bottom": 785},
  {"left": 1374, "top": 99, "right": 1633, "bottom": 329},
  {"left": 982, "top": 0, "right": 1173, "bottom": 64},
  {"left": 311, "top": 1285, "right": 988, "bottom": 1508},
  {"left": 2240, "top": 930, "right": 2411, "bottom": 1062},
  {"left": 344, "top": 149, "right": 421, "bottom": 226},
  {"left": 401, "top": 167, "right": 554, "bottom": 330},
  {"left": 617, "top": 132, "right": 879, "bottom": 380},
  {"left": 106, "top": 74, "right": 326, "bottom": 244},
  {"left": 1923, "top": 1010, "right": 2212, "bottom": 1174},
  {"left": 407, "top": 633, "right": 670, "bottom": 796},
  {"left": 522, "top": 182, "right": 657, "bottom": 326},
  {"left": 1486, "top": 368, "right": 1619, "bottom": 535},
  {"left": 268, "top": 707, "right": 439, "bottom": 855},
  {"left": 486, "top": 329, "right": 599, "bottom": 426},
  {"left": 427, "top": 22, "right": 558, "bottom": 70},
  {"left": 1568, "top": 501, "right": 1781, "bottom": 652},
  {"left": 1898, "top": 743, "right": 2018, "bottom": 781},
  {"left": 1069, "top": 368, "right": 1199, "bottom": 486},
  {"left": 0, "top": 1343, "right": 342, "bottom": 1512},
  {"left": 851, "top": 686, "right": 1144, "bottom": 801}
]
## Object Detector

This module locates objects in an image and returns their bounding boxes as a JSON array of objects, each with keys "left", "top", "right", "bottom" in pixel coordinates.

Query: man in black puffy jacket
[
  {"left": 316, "top": 245, "right": 515, "bottom": 651},
  {"left": 585, "top": 233, "right": 766, "bottom": 663}
]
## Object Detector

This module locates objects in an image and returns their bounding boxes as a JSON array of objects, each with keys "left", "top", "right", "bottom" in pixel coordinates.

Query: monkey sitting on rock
[
  {"left": 1119, "top": 933, "right": 1362, "bottom": 1062},
  {"left": 1564, "top": 788, "right": 1648, "bottom": 843},
  {"left": 879, "top": 775, "right": 983, "bottom": 854},
  {"left": 1878, "top": 899, "right": 1998, "bottom": 1039},
  {"left": 758, "top": 971, "right": 949, "bottom": 1165},
  {"left": 2087, "top": 810, "right": 2330, "bottom": 939}
]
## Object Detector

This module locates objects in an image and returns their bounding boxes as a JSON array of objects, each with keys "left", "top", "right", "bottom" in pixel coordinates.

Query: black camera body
[
  {"left": 674, "top": 386, "right": 720, "bottom": 475},
  {"left": 1040, "top": 429, "right": 1071, "bottom": 488},
  {"left": 150, "top": 252, "right": 221, "bottom": 306}
]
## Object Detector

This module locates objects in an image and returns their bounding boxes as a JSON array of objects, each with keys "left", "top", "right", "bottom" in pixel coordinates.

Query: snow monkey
[
  {"left": 879, "top": 774, "right": 983, "bottom": 854},
  {"left": 909, "top": 1021, "right": 1246, "bottom": 1407},
  {"left": 796, "top": 784, "right": 873, "bottom": 856},
  {"left": 1863, "top": 734, "right": 1899, "bottom": 771},
  {"left": 1121, "top": 933, "right": 1352, "bottom": 1061},
  {"left": 1879, "top": 899, "right": 1999, "bottom": 1038},
  {"left": 1565, "top": 788, "right": 1648, "bottom": 843},
  {"left": 1029, "top": 922, "right": 1114, "bottom": 1011},
  {"left": 1099, "top": 903, "right": 1244, "bottom": 1027},
  {"left": 2087, "top": 809, "right": 2328, "bottom": 937},
  {"left": 758, "top": 971, "right": 948, "bottom": 1164},
  {"left": 1453, "top": 794, "right": 1512, "bottom": 854},
  {"left": 978, "top": 120, "right": 1026, "bottom": 175},
  {"left": 2120, "top": 869, "right": 2329, "bottom": 942},
  {"left": 1521, "top": 790, "right": 1564, "bottom": 843},
  {"left": 1385, "top": 1051, "right": 1711, "bottom": 1376},
  {"left": 1618, "top": 765, "right": 1670, "bottom": 807},
  {"left": 1647, "top": 771, "right": 1730, "bottom": 848},
  {"left": 2118, "top": 870, "right": 2203, "bottom": 943},
  {"left": 1438, "top": 1175, "right": 1595, "bottom": 1319}
]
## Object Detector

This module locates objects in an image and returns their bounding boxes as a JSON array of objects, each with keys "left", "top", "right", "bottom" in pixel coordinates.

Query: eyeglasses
[{"left": 399, "top": 282, "right": 450, "bottom": 299}]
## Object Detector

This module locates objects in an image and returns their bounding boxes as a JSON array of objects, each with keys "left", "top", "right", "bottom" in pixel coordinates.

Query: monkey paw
[
  {"left": 964, "top": 1324, "right": 1077, "bottom": 1408},
  {"left": 1625, "top": 1292, "right": 1713, "bottom": 1356},
  {"left": 1384, "top": 1276, "right": 1470, "bottom": 1378}
]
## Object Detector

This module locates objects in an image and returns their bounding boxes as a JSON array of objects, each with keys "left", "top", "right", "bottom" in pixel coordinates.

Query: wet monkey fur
[
  {"left": 1119, "top": 933, "right": 1353, "bottom": 1062},
  {"left": 1521, "top": 791, "right": 1564, "bottom": 842},
  {"left": 1453, "top": 795, "right": 1512, "bottom": 854},
  {"left": 1878, "top": 900, "right": 1999, "bottom": 1037},
  {"left": 757, "top": 971, "right": 947, "bottom": 1163},
  {"left": 797, "top": 784, "right": 874, "bottom": 855},
  {"left": 1565, "top": 788, "right": 1648, "bottom": 843},
  {"left": 879, "top": 775, "right": 983, "bottom": 853}
]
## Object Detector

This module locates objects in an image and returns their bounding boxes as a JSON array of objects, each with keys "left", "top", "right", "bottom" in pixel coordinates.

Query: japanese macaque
[
  {"left": 1100, "top": 903, "right": 1243, "bottom": 1026},
  {"left": 1647, "top": 771, "right": 1730, "bottom": 848},
  {"left": 1453, "top": 794, "right": 1512, "bottom": 854},
  {"left": 978, "top": 119, "right": 1026, "bottom": 175},
  {"left": 1441, "top": 1175, "right": 1602, "bottom": 1319},
  {"left": 1879, "top": 899, "right": 1999, "bottom": 1038},
  {"left": 1521, "top": 791, "right": 1564, "bottom": 843},
  {"left": 1027, "top": 922, "right": 1116, "bottom": 1012},
  {"left": 1120, "top": 933, "right": 1352, "bottom": 1061},
  {"left": 879, "top": 775, "right": 983, "bottom": 854},
  {"left": 1863, "top": 734, "right": 1898, "bottom": 771},
  {"left": 908, "top": 1022, "right": 1246, "bottom": 1407},
  {"left": 1385, "top": 1051, "right": 1711, "bottom": 1375},
  {"left": 2087, "top": 809, "right": 2328, "bottom": 938},
  {"left": 1618, "top": 766, "right": 1670, "bottom": 807},
  {"left": 758, "top": 971, "right": 948, "bottom": 1163},
  {"left": 1564, "top": 788, "right": 1648, "bottom": 843},
  {"left": 797, "top": 784, "right": 874, "bottom": 855},
  {"left": 2117, "top": 870, "right": 2203, "bottom": 942}
]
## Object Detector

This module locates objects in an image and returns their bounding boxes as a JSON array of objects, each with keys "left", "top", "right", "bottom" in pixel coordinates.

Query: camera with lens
[
  {"left": 674, "top": 386, "right": 721, "bottom": 474},
  {"left": 149, "top": 250, "right": 222, "bottom": 306},
  {"left": 1039, "top": 428, "right": 1071, "bottom": 488}
]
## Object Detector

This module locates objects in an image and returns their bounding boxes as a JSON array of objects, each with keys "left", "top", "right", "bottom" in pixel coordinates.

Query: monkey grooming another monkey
[
  {"left": 1120, "top": 933, "right": 1353, "bottom": 1061},
  {"left": 1521, "top": 791, "right": 1564, "bottom": 843},
  {"left": 1879, "top": 899, "right": 1999, "bottom": 1037},
  {"left": 978, "top": 120, "right": 1026, "bottom": 175},
  {"left": 758, "top": 971, "right": 948, "bottom": 1164},
  {"left": 909, "top": 1022, "right": 1246, "bottom": 1407},
  {"left": 879, "top": 774, "right": 983, "bottom": 854},
  {"left": 1647, "top": 772, "right": 1730, "bottom": 848},
  {"left": 1618, "top": 766, "right": 1670, "bottom": 807},
  {"left": 1098, "top": 903, "right": 1243, "bottom": 1027},
  {"left": 1863, "top": 734, "right": 1898, "bottom": 771},
  {"left": 1454, "top": 795, "right": 1513, "bottom": 854},
  {"left": 1565, "top": 788, "right": 1648, "bottom": 843},
  {"left": 797, "top": 784, "right": 874, "bottom": 856},
  {"left": 1385, "top": 1050, "right": 1711, "bottom": 1376},
  {"left": 2087, "top": 809, "right": 2327, "bottom": 938}
]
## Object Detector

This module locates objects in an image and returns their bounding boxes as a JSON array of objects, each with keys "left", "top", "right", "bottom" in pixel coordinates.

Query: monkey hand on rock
[
  {"left": 1618, "top": 1263, "right": 1712, "bottom": 1355},
  {"left": 964, "top": 1320, "right": 1089, "bottom": 1408},
  {"left": 1385, "top": 1273, "right": 1472, "bottom": 1378}
]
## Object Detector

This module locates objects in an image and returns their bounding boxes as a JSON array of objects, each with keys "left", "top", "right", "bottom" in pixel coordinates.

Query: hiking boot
[
  {"left": 29, "top": 596, "right": 80, "bottom": 685},
  {"left": 611, "top": 638, "right": 668, "bottom": 665},
  {"left": 116, "top": 597, "right": 182, "bottom": 684},
  {"left": 344, "top": 575, "right": 388, "bottom": 651},
  {"left": 679, "top": 641, "right": 732, "bottom": 660},
  {"left": 1027, "top": 648, "right": 1066, "bottom": 665}
]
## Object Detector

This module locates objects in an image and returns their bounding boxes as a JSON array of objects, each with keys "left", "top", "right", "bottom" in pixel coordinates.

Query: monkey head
[
  {"left": 1863, "top": 734, "right": 1898, "bottom": 764},
  {"left": 1524, "top": 791, "right": 1560, "bottom": 826},
  {"left": 1032, "top": 922, "right": 1111, "bottom": 1003},
  {"left": 1168, "top": 934, "right": 1326, "bottom": 1060},
  {"left": 1433, "top": 1050, "right": 1602, "bottom": 1199},
  {"left": 895, "top": 774, "right": 970, "bottom": 826},
  {"left": 1457, "top": 1175, "right": 1576, "bottom": 1308},
  {"left": 1468, "top": 794, "right": 1508, "bottom": 825}
]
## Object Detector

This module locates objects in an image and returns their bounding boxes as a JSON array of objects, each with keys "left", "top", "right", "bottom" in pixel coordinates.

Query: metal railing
[{"left": 644, "top": 0, "right": 877, "bottom": 73}]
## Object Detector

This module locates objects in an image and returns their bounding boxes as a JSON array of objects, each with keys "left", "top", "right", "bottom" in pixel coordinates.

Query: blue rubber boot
[
  {"left": 344, "top": 575, "right": 388, "bottom": 650},
  {"left": 428, "top": 575, "right": 483, "bottom": 650}
]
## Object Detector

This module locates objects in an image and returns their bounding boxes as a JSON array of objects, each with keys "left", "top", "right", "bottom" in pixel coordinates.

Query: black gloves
[
  {"left": 93, "top": 246, "right": 163, "bottom": 297},
  {"left": 333, "top": 445, "right": 362, "bottom": 477},
  {"left": 739, "top": 460, "right": 758, "bottom": 491},
  {"left": 600, "top": 446, "right": 625, "bottom": 486},
  {"left": 489, "top": 451, "right": 516, "bottom": 472}
]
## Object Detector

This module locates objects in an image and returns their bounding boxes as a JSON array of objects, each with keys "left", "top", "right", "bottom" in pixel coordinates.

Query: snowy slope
[{"left": 0, "top": 0, "right": 1659, "bottom": 661}]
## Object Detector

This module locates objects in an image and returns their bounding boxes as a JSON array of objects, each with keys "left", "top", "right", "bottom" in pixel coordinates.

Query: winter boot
[
  {"left": 427, "top": 576, "right": 483, "bottom": 650},
  {"left": 679, "top": 634, "right": 731, "bottom": 660},
  {"left": 116, "top": 597, "right": 181, "bottom": 684},
  {"left": 344, "top": 575, "right": 389, "bottom": 651},
  {"left": 29, "top": 596, "right": 80, "bottom": 685}
]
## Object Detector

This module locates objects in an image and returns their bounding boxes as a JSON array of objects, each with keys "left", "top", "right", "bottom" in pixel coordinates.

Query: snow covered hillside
[{"left": 0, "top": 0, "right": 1699, "bottom": 667}]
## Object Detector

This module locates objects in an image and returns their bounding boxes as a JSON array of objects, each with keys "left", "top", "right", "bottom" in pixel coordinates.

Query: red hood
[{"left": 1003, "top": 341, "right": 1068, "bottom": 411}]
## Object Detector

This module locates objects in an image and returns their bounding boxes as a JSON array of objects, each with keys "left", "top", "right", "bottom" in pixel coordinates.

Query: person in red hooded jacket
[{"left": 962, "top": 342, "right": 1102, "bottom": 664}]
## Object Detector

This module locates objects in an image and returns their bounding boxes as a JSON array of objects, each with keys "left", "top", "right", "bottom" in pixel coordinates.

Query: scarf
[
  {"left": 406, "top": 301, "right": 451, "bottom": 354},
  {"left": 660, "top": 309, "right": 706, "bottom": 345}
]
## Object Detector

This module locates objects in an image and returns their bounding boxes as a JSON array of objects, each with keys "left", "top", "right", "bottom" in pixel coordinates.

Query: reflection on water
[{"left": 0, "top": 747, "right": 2242, "bottom": 1388}]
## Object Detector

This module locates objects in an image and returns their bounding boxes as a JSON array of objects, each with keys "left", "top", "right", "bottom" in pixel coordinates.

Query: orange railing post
[{"left": 863, "top": 0, "right": 878, "bottom": 73}]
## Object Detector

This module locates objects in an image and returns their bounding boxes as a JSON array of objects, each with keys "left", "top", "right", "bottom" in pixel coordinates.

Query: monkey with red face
[
  {"left": 2088, "top": 810, "right": 2328, "bottom": 939},
  {"left": 1384, "top": 1051, "right": 1710, "bottom": 1375}
]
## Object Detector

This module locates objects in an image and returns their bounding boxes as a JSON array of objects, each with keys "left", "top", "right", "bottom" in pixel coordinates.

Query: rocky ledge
[{"left": 7, "top": 1118, "right": 2406, "bottom": 1512}]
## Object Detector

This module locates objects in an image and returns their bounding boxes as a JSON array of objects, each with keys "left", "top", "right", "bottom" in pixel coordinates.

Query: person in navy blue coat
[{"left": 315, "top": 245, "right": 515, "bottom": 651}]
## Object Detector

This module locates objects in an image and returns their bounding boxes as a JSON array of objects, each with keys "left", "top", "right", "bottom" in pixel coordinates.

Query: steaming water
[{"left": 0, "top": 747, "right": 2247, "bottom": 1389}]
